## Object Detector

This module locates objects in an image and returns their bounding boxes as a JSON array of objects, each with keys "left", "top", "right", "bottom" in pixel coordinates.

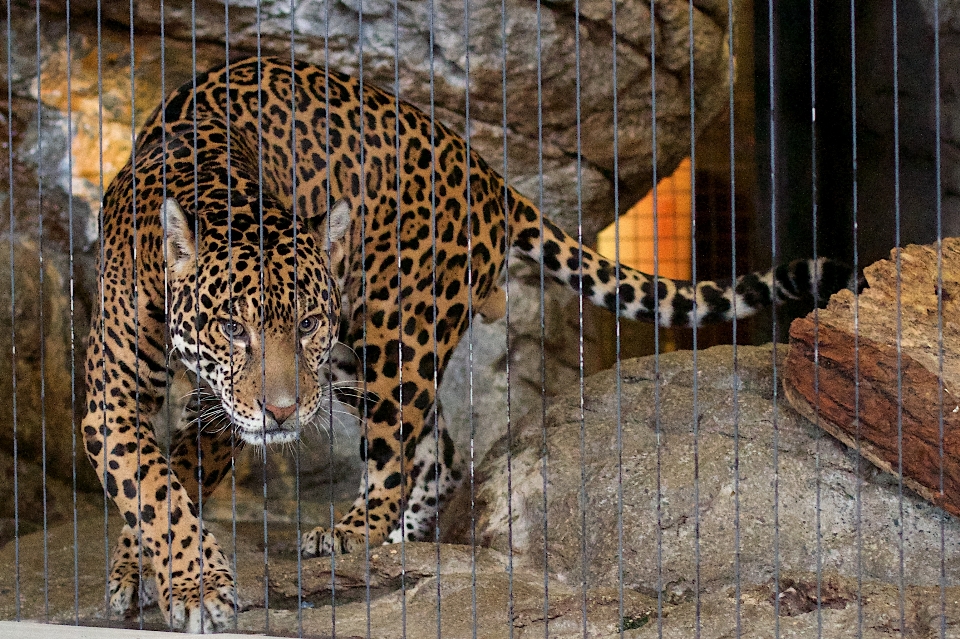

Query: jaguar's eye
[
  {"left": 298, "top": 316, "right": 320, "bottom": 336},
  {"left": 219, "top": 319, "right": 247, "bottom": 340}
]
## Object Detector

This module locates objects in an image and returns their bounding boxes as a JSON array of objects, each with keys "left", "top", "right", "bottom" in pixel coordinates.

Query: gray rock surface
[{"left": 477, "top": 344, "right": 960, "bottom": 594}]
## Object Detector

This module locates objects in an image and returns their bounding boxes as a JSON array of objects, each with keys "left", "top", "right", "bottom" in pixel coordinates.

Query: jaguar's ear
[
  {"left": 306, "top": 199, "right": 351, "bottom": 248},
  {"left": 159, "top": 197, "right": 196, "bottom": 268}
]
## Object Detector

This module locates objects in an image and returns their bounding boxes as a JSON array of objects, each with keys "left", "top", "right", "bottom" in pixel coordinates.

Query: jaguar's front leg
[
  {"left": 83, "top": 330, "right": 237, "bottom": 632},
  {"left": 107, "top": 413, "right": 241, "bottom": 622},
  {"left": 387, "top": 409, "right": 464, "bottom": 543},
  {"left": 300, "top": 392, "right": 424, "bottom": 556},
  {"left": 300, "top": 324, "right": 432, "bottom": 556}
]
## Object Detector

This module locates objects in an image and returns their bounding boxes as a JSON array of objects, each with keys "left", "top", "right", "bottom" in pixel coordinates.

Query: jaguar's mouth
[
  {"left": 211, "top": 397, "right": 321, "bottom": 446},
  {"left": 223, "top": 406, "right": 308, "bottom": 446},
  {"left": 236, "top": 423, "right": 301, "bottom": 446}
]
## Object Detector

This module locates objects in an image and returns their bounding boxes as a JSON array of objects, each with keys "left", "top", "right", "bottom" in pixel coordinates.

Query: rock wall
[{"left": 27, "top": 0, "right": 731, "bottom": 239}]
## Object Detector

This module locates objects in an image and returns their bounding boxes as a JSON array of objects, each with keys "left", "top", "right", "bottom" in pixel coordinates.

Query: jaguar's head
[{"left": 161, "top": 195, "right": 351, "bottom": 445}]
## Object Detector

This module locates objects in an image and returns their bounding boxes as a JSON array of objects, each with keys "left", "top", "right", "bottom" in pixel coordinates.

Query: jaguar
[{"left": 83, "top": 56, "right": 856, "bottom": 632}]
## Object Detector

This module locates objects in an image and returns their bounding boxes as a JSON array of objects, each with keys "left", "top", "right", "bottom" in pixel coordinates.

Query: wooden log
[{"left": 784, "top": 239, "right": 960, "bottom": 517}]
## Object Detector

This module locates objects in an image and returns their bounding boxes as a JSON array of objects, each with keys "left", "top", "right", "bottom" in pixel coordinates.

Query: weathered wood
[{"left": 784, "top": 239, "right": 960, "bottom": 517}]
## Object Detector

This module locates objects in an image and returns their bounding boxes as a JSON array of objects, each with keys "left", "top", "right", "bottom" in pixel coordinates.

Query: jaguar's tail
[{"left": 507, "top": 188, "right": 860, "bottom": 328}]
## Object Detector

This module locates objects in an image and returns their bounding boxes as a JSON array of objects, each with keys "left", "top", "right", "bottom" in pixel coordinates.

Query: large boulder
[{"left": 476, "top": 344, "right": 960, "bottom": 593}]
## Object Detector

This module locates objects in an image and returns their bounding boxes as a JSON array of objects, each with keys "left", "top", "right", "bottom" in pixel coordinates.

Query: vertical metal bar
[
  {"left": 848, "top": 2, "right": 863, "bottom": 637},
  {"left": 496, "top": 1, "right": 515, "bottom": 637},
  {"left": 688, "top": 1, "right": 701, "bottom": 636},
  {"left": 464, "top": 0, "right": 479, "bottom": 629},
  {"left": 807, "top": 1, "right": 824, "bottom": 637},
  {"left": 726, "top": 1, "right": 742, "bottom": 637},
  {"left": 533, "top": 0, "right": 550, "bottom": 635},
  {"left": 648, "top": 0, "right": 664, "bottom": 636},
  {"left": 64, "top": 1, "right": 82, "bottom": 623},
  {"left": 890, "top": 1, "right": 907, "bottom": 635},
  {"left": 157, "top": 0, "right": 178, "bottom": 627},
  {"left": 253, "top": 1, "right": 271, "bottom": 632},
  {"left": 4, "top": 0, "right": 21, "bottom": 621},
  {"left": 352, "top": 3, "right": 372, "bottom": 636},
  {"left": 388, "top": 0, "right": 408, "bottom": 633},
  {"left": 222, "top": 0, "right": 242, "bottom": 628},
  {"left": 392, "top": 0, "right": 412, "bottom": 632},
  {"left": 94, "top": 0, "right": 111, "bottom": 620},
  {"left": 932, "top": 1, "right": 947, "bottom": 637},
  {"left": 124, "top": 0, "right": 146, "bottom": 626},
  {"left": 766, "top": 0, "right": 782, "bottom": 634},
  {"left": 610, "top": 0, "right": 624, "bottom": 635},
  {"left": 221, "top": 3, "right": 240, "bottom": 631},
  {"left": 283, "top": 5, "right": 305, "bottom": 636},
  {"left": 32, "top": 0, "right": 50, "bottom": 621},
  {"left": 571, "top": 0, "right": 589, "bottom": 636},
  {"left": 349, "top": 0, "right": 438, "bottom": 627},
  {"left": 186, "top": 0, "right": 206, "bottom": 629},
  {"left": 429, "top": 0, "right": 447, "bottom": 635},
  {"left": 323, "top": 0, "right": 339, "bottom": 628}
]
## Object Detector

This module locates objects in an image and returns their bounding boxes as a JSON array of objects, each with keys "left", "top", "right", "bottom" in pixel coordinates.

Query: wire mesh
[{"left": 0, "top": 0, "right": 954, "bottom": 638}]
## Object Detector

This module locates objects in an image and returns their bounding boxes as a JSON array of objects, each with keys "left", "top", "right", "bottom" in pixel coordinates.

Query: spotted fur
[{"left": 83, "top": 57, "right": 855, "bottom": 631}]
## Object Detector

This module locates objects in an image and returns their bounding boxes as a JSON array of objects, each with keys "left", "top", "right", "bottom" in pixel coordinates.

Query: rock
[
  {"left": 476, "top": 344, "right": 960, "bottom": 595},
  {"left": 0, "top": 238, "right": 97, "bottom": 494},
  {"left": 237, "top": 542, "right": 661, "bottom": 639},
  {"left": 0, "top": 455, "right": 103, "bottom": 551},
  {"left": 0, "top": 511, "right": 123, "bottom": 625},
  {"left": 632, "top": 571, "right": 960, "bottom": 638}
]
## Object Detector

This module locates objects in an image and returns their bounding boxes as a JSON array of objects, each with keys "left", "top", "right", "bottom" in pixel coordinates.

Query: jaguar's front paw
[
  {"left": 112, "top": 525, "right": 237, "bottom": 632},
  {"left": 300, "top": 526, "right": 368, "bottom": 557},
  {"left": 160, "top": 529, "right": 236, "bottom": 632},
  {"left": 160, "top": 562, "right": 236, "bottom": 633},
  {"left": 109, "top": 525, "right": 158, "bottom": 617}
]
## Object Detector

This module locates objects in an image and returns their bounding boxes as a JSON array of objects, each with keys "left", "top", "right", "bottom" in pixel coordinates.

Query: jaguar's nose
[{"left": 265, "top": 403, "right": 297, "bottom": 424}]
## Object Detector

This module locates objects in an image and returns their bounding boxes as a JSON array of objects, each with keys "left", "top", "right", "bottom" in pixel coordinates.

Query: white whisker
[
  {"left": 200, "top": 407, "right": 225, "bottom": 420},
  {"left": 307, "top": 407, "right": 359, "bottom": 437},
  {"left": 328, "top": 381, "right": 366, "bottom": 389}
]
